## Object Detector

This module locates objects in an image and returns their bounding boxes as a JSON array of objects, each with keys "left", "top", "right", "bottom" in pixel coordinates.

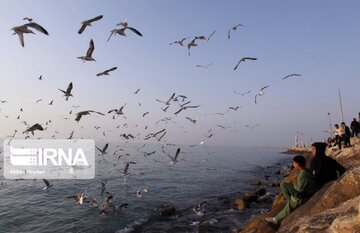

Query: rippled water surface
[{"left": 0, "top": 144, "right": 290, "bottom": 233}]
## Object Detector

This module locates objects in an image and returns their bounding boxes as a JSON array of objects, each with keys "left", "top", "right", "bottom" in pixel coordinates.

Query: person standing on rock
[
  {"left": 332, "top": 124, "right": 345, "bottom": 149},
  {"left": 341, "top": 122, "right": 351, "bottom": 147},
  {"left": 310, "top": 142, "right": 346, "bottom": 187},
  {"left": 265, "top": 155, "right": 318, "bottom": 226},
  {"left": 350, "top": 118, "right": 360, "bottom": 137}
]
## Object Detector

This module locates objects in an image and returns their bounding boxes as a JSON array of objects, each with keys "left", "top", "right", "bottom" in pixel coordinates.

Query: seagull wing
[
  {"left": 126, "top": 27, "right": 143, "bottom": 36},
  {"left": 17, "top": 32, "right": 25, "bottom": 47},
  {"left": 174, "top": 148, "right": 181, "bottom": 161},
  {"left": 103, "top": 143, "right": 109, "bottom": 152},
  {"left": 86, "top": 39, "right": 95, "bottom": 57},
  {"left": 107, "top": 30, "right": 116, "bottom": 42},
  {"left": 260, "top": 85, "right": 270, "bottom": 91},
  {"left": 88, "top": 15, "right": 103, "bottom": 23},
  {"left": 78, "top": 24, "right": 87, "bottom": 34},
  {"left": 24, "top": 22, "right": 49, "bottom": 35},
  {"left": 234, "top": 59, "right": 242, "bottom": 70},
  {"left": 108, "top": 109, "right": 117, "bottom": 114},
  {"left": 228, "top": 28, "right": 231, "bottom": 39},
  {"left": 207, "top": 30, "right": 215, "bottom": 42},
  {"left": 66, "top": 82, "right": 73, "bottom": 94},
  {"left": 105, "top": 67, "right": 117, "bottom": 73},
  {"left": 43, "top": 178, "right": 50, "bottom": 187}
]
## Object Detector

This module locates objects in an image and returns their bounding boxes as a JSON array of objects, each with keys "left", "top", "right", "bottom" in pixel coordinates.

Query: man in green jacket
[{"left": 265, "top": 155, "right": 318, "bottom": 226}]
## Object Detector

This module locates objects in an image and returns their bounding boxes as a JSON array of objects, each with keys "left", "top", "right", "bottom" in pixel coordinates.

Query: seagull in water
[
  {"left": 43, "top": 179, "right": 52, "bottom": 191},
  {"left": 67, "top": 192, "right": 87, "bottom": 205},
  {"left": 135, "top": 188, "right": 149, "bottom": 197},
  {"left": 77, "top": 39, "right": 95, "bottom": 62},
  {"left": 96, "top": 67, "right": 117, "bottom": 77},
  {"left": 58, "top": 82, "right": 73, "bottom": 101},
  {"left": 234, "top": 57, "right": 257, "bottom": 70},
  {"left": 11, "top": 21, "right": 49, "bottom": 47},
  {"left": 78, "top": 15, "right": 103, "bottom": 34}
]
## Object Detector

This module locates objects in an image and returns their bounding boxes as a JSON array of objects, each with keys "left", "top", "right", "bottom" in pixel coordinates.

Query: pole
[
  {"left": 338, "top": 88, "right": 344, "bottom": 122},
  {"left": 328, "top": 112, "right": 332, "bottom": 137}
]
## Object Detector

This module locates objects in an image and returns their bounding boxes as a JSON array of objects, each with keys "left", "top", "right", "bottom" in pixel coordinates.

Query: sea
[{"left": 0, "top": 144, "right": 292, "bottom": 233}]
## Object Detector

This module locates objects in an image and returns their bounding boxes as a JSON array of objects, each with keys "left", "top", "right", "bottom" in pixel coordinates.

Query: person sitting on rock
[
  {"left": 310, "top": 142, "right": 346, "bottom": 187},
  {"left": 265, "top": 155, "right": 318, "bottom": 226}
]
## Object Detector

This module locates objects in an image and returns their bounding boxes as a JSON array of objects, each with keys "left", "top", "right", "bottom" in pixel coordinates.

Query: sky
[{"left": 0, "top": 0, "right": 359, "bottom": 147}]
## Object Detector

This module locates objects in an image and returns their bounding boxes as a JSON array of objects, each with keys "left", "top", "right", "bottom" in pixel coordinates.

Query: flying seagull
[
  {"left": 174, "top": 105, "right": 200, "bottom": 115},
  {"left": 58, "top": 82, "right": 73, "bottom": 101},
  {"left": 123, "top": 162, "right": 136, "bottom": 175},
  {"left": 11, "top": 22, "right": 49, "bottom": 47},
  {"left": 23, "top": 123, "right": 43, "bottom": 136},
  {"left": 78, "top": 15, "right": 103, "bottom": 34},
  {"left": 75, "top": 110, "right": 104, "bottom": 122},
  {"left": 96, "top": 67, "right": 117, "bottom": 76},
  {"left": 77, "top": 39, "right": 95, "bottom": 62},
  {"left": 107, "top": 22, "right": 143, "bottom": 41},
  {"left": 228, "top": 24, "right": 246, "bottom": 39},
  {"left": 259, "top": 85, "right": 270, "bottom": 95},
  {"left": 233, "top": 90, "right": 251, "bottom": 96},
  {"left": 169, "top": 37, "right": 190, "bottom": 46},
  {"left": 108, "top": 104, "right": 126, "bottom": 115},
  {"left": 196, "top": 63, "right": 213, "bottom": 69},
  {"left": 134, "top": 88, "right": 140, "bottom": 94},
  {"left": 167, "top": 148, "right": 181, "bottom": 164},
  {"left": 96, "top": 143, "right": 109, "bottom": 155},
  {"left": 234, "top": 57, "right": 257, "bottom": 70},
  {"left": 282, "top": 73, "right": 302, "bottom": 80},
  {"left": 38, "top": 75, "right": 42, "bottom": 80},
  {"left": 245, "top": 124, "right": 259, "bottom": 130},
  {"left": 186, "top": 117, "right": 197, "bottom": 124},
  {"left": 43, "top": 179, "right": 52, "bottom": 190},
  {"left": 155, "top": 93, "right": 175, "bottom": 105}
]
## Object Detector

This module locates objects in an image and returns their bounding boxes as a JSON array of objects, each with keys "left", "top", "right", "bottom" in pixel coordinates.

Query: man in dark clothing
[
  {"left": 310, "top": 142, "right": 346, "bottom": 187},
  {"left": 350, "top": 118, "right": 360, "bottom": 137},
  {"left": 341, "top": 122, "right": 351, "bottom": 147}
]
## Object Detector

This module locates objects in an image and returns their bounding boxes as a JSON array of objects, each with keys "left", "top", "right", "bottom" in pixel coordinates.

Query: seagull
[
  {"left": 23, "top": 123, "right": 43, "bottom": 136},
  {"left": 135, "top": 188, "right": 149, "bottom": 197},
  {"left": 134, "top": 88, "right": 140, "bottom": 94},
  {"left": 229, "top": 106, "right": 240, "bottom": 111},
  {"left": 186, "top": 117, "right": 197, "bottom": 124},
  {"left": 142, "top": 112, "right": 149, "bottom": 117},
  {"left": 38, "top": 75, "right": 42, "bottom": 80},
  {"left": 96, "top": 143, "right": 109, "bottom": 155},
  {"left": 108, "top": 104, "right": 126, "bottom": 116},
  {"left": 233, "top": 90, "right": 251, "bottom": 96},
  {"left": 193, "top": 201, "right": 208, "bottom": 216},
  {"left": 49, "top": 100, "right": 53, "bottom": 105},
  {"left": 259, "top": 85, "right": 270, "bottom": 95},
  {"left": 67, "top": 130, "right": 74, "bottom": 139},
  {"left": 142, "top": 151, "right": 156, "bottom": 156},
  {"left": 36, "top": 99, "right": 42, "bottom": 103},
  {"left": 43, "top": 179, "right": 52, "bottom": 190},
  {"left": 58, "top": 82, "right": 73, "bottom": 101},
  {"left": 75, "top": 110, "right": 104, "bottom": 122},
  {"left": 100, "top": 180, "right": 107, "bottom": 193},
  {"left": 282, "top": 73, "right": 302, "bottom": 80},
  {"left": 196, "top": 63, "right": 213, "bottom": 69},
  {"left": 123, "top": 162, "right": 136, "bottom": 175},
  {"left": 67, "top": 192, "right": 87, "bottom": 205},
  {"left": 78, "top": 15, "right": 103, "bottom": 34},
  {"left": 77, "top": 39, "right": 95, "bottom": 62},
  {"left": 0, "top": 100, "right": 8, "bottom": 103},
  {"left": 96, "top": 67, "right": 117, "bottom": 77},
  {"left": 187, "top": 38, "right": 198, "bottom": 56},
  {"left": 156, "top": 93, "right": 175, "bottom": 105},
  {"left": 174, "top": 105, "right": 200, "bottom": 115},
  {"left": 169, "top": 37, "right": 190, "bottom": 46},
  {"left": 228, "top": 24, "right": 246, "bottom": 39},
  {"left": 107, "top": 22, "right": 143, "bottom": 41},
  {"left": 11, "top": 22, "right": 49, "bottom": 47},
  {"left": 161, "top": 106, "right": 169, "bottom": 112},
  {"left": 245, "top": 124, "right": 260, "bottom": 130},
  {"left": 167, "top": 148, "right": 181, "bottom": 164},
  {"left": 234, "top": 57, "right": 257, "bottom": 70}
]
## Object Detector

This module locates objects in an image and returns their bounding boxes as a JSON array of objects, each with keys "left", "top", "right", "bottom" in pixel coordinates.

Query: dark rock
[
  {"left": 158, "top": 204, "right": 176, "bottom": 216},
  {"left": 274, "top": 170, "right": 281, "bottom": 175},
  {"left": 251, "top": 180, "right": 262, "bottom": 186},
  {"left": 254, "top": 188, "right": 267, "bottom": 196},
  {"left": 268, "top": 181, "right": 280, "bottom": 187},
  {"left": 243, "top": 192, "right": 257, "bottom": 203}
]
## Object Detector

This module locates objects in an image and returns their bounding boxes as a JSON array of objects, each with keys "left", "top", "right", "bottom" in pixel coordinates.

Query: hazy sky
[{"left": 0, "top": 0, "right": 359, "bottom": 147}]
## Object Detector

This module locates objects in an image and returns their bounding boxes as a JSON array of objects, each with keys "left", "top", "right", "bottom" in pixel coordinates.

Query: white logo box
[{"left": 3, "top": 139, "right": 95, "bottom": 179}]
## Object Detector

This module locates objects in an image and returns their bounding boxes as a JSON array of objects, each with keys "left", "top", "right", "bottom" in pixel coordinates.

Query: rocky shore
[{"left": 236, "top": 137, "right": 360, "bottom": 233}]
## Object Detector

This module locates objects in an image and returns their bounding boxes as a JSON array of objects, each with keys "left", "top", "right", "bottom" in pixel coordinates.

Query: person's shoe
[{"left": 265, "top": 217, "right": 278, "bottom": 225}]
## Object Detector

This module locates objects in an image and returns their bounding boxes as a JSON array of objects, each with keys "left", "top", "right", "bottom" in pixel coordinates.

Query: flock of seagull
[{"left": 2, "top": 14, "right": 303, "bottom": 218}]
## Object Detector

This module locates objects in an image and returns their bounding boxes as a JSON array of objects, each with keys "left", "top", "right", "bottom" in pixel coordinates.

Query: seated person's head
[
  {"left": 311, "top": 142, "right": 327, "bottom": 157},
  {"left": 293, "top": 155, "right": 306, "bottom": 171}
]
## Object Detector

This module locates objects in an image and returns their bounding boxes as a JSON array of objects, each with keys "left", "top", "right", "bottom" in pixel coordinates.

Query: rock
[
  {"left": 158, "top": 204, "right": 175, "bottom": 216},
  {"left": 251, "top": 180, "right": 262, "bottom": 186},
  {"left": 258, "top": 195, "right": 273, "bottom": 204},
  {"left": 268, "top": 181, "right": 280, "bottom": 187},
  {"left": 243, "top": 192, "right": 258, "bottom": 203},
  {"left": 254, "top": 188, "right": 267, "bottom": 197},
  {"left": 234, "top": 198, "right": 248, "bottom": 210},
  {"left": 274, "top": 170, "right": 281, "bottom": 175}
]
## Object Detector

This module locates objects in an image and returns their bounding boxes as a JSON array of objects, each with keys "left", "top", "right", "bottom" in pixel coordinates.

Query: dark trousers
[
  {"left": 334, "top": 135, "right": 343, "bottom": 149},
  {"left": 352, "top": 129, "right": 359, "bottom": 137}
]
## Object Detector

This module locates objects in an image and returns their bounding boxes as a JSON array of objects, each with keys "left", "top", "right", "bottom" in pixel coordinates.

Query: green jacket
[{"left": 292, "top": 170, "right": 318, "bottom": 203}]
